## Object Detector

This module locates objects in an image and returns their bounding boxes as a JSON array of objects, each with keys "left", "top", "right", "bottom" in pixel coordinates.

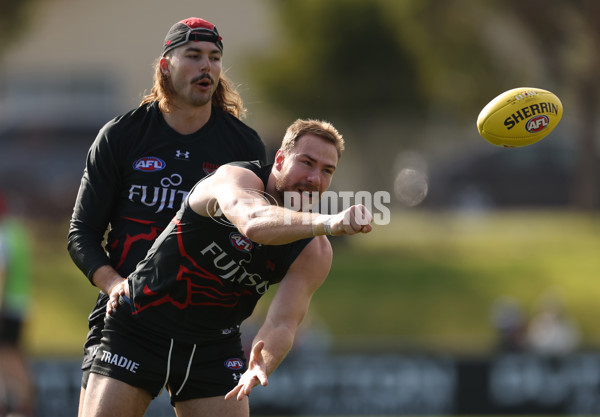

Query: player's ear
[
  {"left": 274, "top": 150, "right": 285, "bottom": 171},
  {"left": 160, "top": 57, "right": 170, "bottom": 76}
]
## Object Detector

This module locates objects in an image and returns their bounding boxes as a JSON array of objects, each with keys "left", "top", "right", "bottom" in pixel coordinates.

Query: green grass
[
  {"left": 23, "top": 210, "right": 600, "bottom": 357},
  {"left": 311, "top": 210, "right": 600, "bottom": 353},
  {"left": 25, "top": 220, "right": 99, "bottom": 356}
]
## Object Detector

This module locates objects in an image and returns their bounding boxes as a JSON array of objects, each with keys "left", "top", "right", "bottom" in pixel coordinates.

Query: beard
[{"left": 275, "top": 177, "right": 320, "bottom": 212}]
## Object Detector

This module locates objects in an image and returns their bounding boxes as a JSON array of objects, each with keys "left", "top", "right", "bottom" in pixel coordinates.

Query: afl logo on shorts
[
  {"left": 224, "top": 358, "right": 244, "bottom": 370},
  {"left": 229, "top": 232, "right": 253, "bottom": 253},
  {"left": 133, "top": 156, "right": 166, "bottom": 172}
]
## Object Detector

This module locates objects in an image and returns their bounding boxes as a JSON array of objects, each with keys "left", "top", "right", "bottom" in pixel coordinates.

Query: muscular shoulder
[
  {"left": 211, "top": 163, "right": 265, "bottom": 190},
  {"left": 188, "top": 163, "right": 265, "bottom": 216}
]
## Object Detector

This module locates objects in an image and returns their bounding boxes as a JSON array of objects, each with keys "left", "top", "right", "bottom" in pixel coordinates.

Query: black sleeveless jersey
[
  {"left": 127, "top": 161, "right": 313, "bottom": 343},
  {"left": 68, "top": 102, "right": 266, "bottom": 282}
]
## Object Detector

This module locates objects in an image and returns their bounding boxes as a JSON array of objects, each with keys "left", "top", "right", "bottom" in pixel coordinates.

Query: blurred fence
[{"left": 32, "top": 352, "right": 600, "bottom": 416}]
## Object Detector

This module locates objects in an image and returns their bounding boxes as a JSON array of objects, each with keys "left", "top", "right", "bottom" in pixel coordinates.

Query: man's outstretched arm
[
  {"left": 189, "top": 164, "right": 373, "bottom": 245},
  {"left": 225, "top": 235, "right": 332, "bottom": 400}
]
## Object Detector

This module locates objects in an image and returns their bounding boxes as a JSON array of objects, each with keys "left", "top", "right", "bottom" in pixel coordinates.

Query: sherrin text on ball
[{"left": 477, "top": 87, "right": 563, "bottom": 147}]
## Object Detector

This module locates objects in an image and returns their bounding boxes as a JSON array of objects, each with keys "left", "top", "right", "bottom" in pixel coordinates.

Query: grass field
[{"left": 23, "top": 209, "right": 600, "bottom": 357}]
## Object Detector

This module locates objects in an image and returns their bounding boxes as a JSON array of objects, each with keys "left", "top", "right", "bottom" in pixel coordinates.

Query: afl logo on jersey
[
  {"left": 229, "top": 232, "right": 253, "bottom": 253},
  {"left": 133, "top": 157, "right": 166, "bottom": 172},
  {"left": 224, "top": 358, "right": 244, "bottom": 370}
]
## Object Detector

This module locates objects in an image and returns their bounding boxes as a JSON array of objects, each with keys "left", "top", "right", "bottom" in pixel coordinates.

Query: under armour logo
[
  {"left": 232, "top": 373, "right": 242, "bottom": 381},
  {"left": 176, "top": 150, "right": 190, "bottom": 159}
]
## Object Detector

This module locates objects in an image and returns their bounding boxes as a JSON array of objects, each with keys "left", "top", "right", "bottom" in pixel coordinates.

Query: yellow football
[{"left": 476, "top": 87, "right": 563, "bottom": 147}]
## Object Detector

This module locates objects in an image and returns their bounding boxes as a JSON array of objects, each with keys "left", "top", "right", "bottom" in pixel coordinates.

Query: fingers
[
  {"left": 252, "top": 367, "right": 268, "bottom": 388},
  {"left": 249, "top": 340, "right": 268, "bottom": 386},
  {"left": 106, "top": 294, "right": 119, "bottom": 316},
  {"left": 239, "top": 373, "right": 269, "bottom": 400},
  {"left": 360, "top": 224, "right": 373, "bottom": 234},
  {"left": 239, "top": 383, "right": 252, "bottom": 401},
  {"left": 105, "top": 279, "right": 128, "bottom": 317},
  {"left": 258, "top": 373, "right": 268, "bottom": 388},
  {"left": 225, "top": 382, "right": 252, "bottom": 401},
  {"left": 251, "top": 340, "right": 265, "bottom": 357},
  {"left": 335, "top": 205, "right": 373, "bottom": 235},
  {"left": 354, "top": 205, "right": 373, "bottom": 228},
  {"left": 224, "top": 371, "right": 269, "bottom": 401},
  {"left": 224, "top": 385, "right": 242, "bottom": 401},
  {"left": 224, "top": 340, "right": 269, "bottom": 401}
]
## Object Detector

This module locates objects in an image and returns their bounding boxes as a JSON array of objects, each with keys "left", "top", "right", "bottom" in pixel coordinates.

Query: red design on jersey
[
  {"left": 132, "top": 219, "right": 252, "bottom": 314},
  {"left": 202, "top": 162, "right": 220, "bottom": 175},
  {"left": 114, "top": 217, "right": 163, "bottom": 271},
  {"left": 143, "top": 286, "right": 158, "bottom": 296}
]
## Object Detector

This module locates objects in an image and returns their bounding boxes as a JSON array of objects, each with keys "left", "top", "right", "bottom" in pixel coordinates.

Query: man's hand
[
  {"left": 225, "top": 340, "right": 268, "bottom": 401},
  {"left": 329, "top": 204, "right": 373, "bottom": 236},
  {"left": 105, "top": 278, "right": 129, "bottom": 316}
]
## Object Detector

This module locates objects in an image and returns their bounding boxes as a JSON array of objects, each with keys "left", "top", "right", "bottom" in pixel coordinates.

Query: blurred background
[{"left": 1, "top": 0, "right": 600, "bottom": 415}]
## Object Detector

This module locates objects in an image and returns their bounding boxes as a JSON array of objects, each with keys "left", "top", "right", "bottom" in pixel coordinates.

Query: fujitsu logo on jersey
[
  {"left": 128, "top": 173, "right": 189, "bottom": 214},
  {"left": 200, "top": 241, "right": 269, "bottom": 294},
  {"left": 133, "top": 156, "right": 166, "bottom": 172}
]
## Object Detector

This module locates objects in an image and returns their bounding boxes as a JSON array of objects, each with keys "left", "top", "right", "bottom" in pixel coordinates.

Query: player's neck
[{"left": 162, "top": 103, "right": 212, "bottom": 135}]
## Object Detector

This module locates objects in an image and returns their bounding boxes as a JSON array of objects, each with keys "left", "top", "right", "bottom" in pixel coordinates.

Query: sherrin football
[{"left": 477, "top": 87, "right": 563, "bottom": 147}]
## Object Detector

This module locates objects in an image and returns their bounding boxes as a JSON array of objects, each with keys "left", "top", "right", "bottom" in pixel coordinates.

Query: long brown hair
[{"left": 139, "top": 58, "right": 247, "bottom": 119}]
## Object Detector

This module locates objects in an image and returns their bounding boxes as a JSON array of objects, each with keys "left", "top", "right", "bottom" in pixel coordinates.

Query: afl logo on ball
[
  {"left": 229, "top": 232, "right": 253, "bottom": 253},
  {"left": 526, "top": 115, "right": 549, "bottom": 133},
  {"left": 224, "top": 358, "right": 244, "bottom": 370},
  {"left": 133, "top": 157, "right": 166, "bottom": 172}
]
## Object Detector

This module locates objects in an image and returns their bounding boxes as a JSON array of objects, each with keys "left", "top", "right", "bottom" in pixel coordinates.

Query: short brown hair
[{"left": 281, "top": 119, "right": 345, "bottom": 159}]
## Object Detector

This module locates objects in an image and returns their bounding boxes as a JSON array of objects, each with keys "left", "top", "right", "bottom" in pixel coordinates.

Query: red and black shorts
[{"left": 90, "top": 296, "right": 247, "bottom": 403}]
